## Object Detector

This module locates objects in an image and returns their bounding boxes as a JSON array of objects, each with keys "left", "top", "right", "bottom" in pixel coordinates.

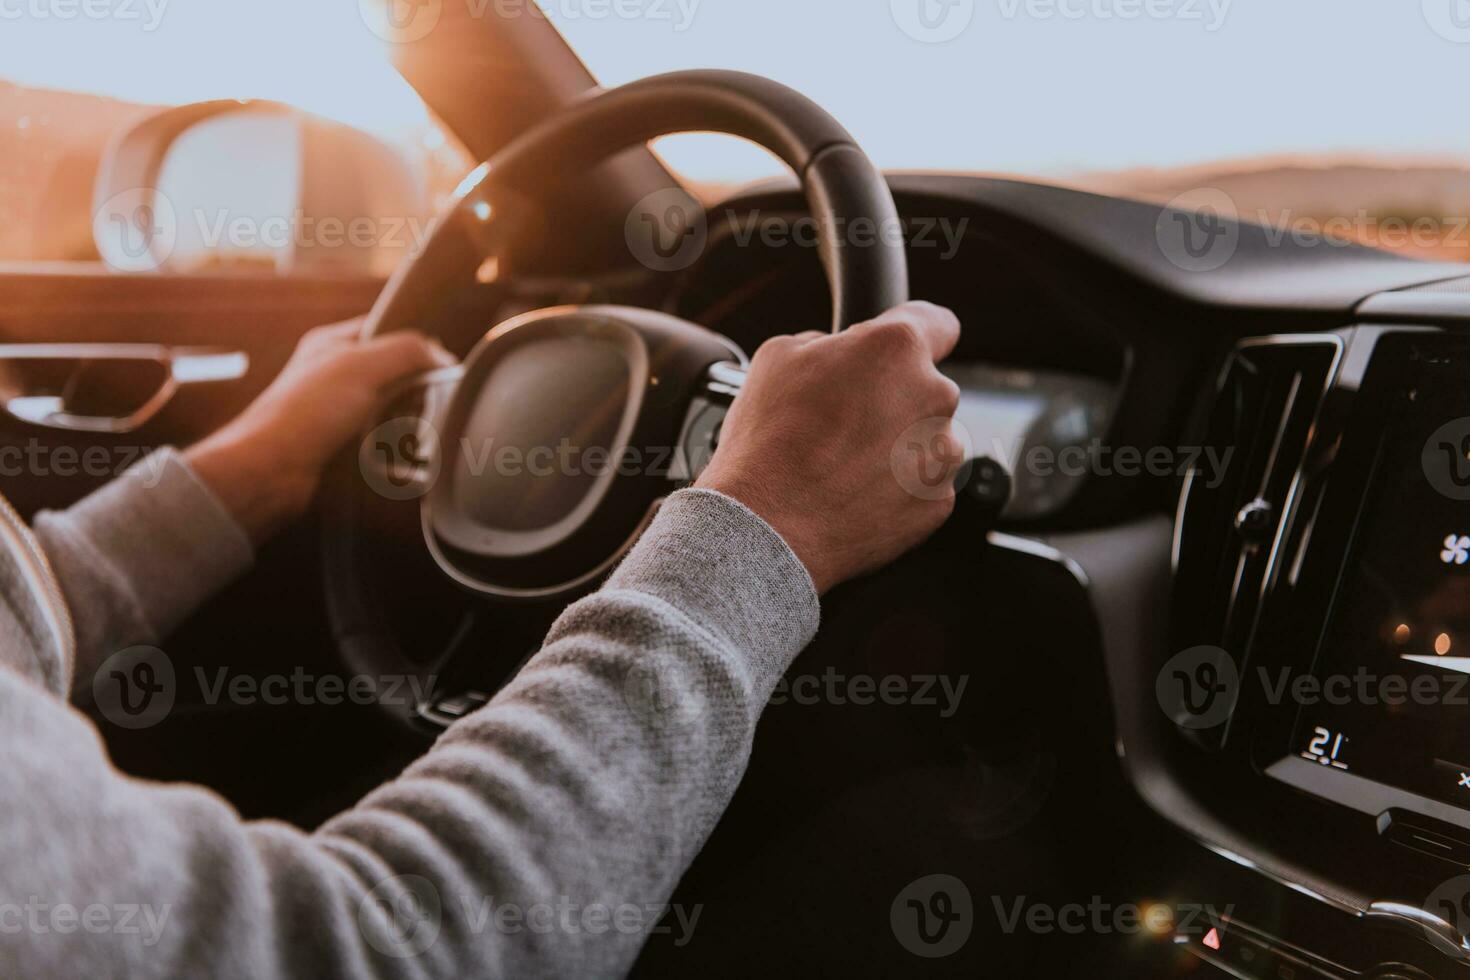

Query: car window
[
  {"left": 0, "top": 0, "right": 476, "bottom": 278},
  {"left": 0, "top": 81, "right": 474, "bottom": 275},
  {"left": 0, "top": 83, "right": 152, "bottom": 264}
]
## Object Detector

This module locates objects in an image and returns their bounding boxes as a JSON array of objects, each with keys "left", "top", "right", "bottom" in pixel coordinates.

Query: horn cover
[{"left": 423, "top": 305, "right": 737, "bottom": 598}]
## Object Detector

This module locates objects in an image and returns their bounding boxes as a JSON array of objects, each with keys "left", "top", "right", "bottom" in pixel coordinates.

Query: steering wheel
[{"left": 323, "top": 70, "right": 908, "bottom": 730}]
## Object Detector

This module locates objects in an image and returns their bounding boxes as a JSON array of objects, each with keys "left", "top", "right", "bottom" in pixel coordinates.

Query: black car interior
[{"left": 8, "top": 8, "right": 1470, "bottom": 978}]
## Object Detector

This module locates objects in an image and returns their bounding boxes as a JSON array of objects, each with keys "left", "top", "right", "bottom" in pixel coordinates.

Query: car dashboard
[{"left": 644, "top": 175, "right": 1470, "bottom": 977}]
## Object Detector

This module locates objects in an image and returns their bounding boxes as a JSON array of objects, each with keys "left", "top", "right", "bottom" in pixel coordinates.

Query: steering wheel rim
[
  {"left": 363, "top": 69, "right": 907, "bottom": 339},
  {"left": 325, "top": 70, "right": 909, "bottom": 729}
]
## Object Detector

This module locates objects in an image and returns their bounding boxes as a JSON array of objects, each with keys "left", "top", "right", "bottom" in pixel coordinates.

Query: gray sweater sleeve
[
  {"left": 0, "top": 463, "right": 820, "bottom": 978},
  {"left": 29, "top": 447, "right": 255, "bottom": 695}
]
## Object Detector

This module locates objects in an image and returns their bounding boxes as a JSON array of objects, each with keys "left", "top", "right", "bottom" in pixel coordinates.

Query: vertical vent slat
[{"left": 1172, "top": 337, "right": 1341, "bottom": 748}]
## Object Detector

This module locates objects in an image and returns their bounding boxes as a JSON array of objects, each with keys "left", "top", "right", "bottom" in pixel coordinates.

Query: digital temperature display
[
  {"left": 1300, "top": 726, "right": 1350, "bottom": 771},
  {"left": 1289, "top": 345, "right": 1470, "bottom": 810}
]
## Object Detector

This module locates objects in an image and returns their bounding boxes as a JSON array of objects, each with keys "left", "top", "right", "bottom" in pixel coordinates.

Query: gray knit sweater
[{"left": 0, "top": 449, "right": 819, "bottom": 978}]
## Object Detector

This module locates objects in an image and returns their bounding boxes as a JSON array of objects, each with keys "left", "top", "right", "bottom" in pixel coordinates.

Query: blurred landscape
[
  {"left": 0, "top": 82, "right": 150, "bottom": 262},
  {"left": 0, "top": 81, "right": 470, "bottom": 268},
  {"left": 1074, "top": 157, "right": 1470, "bottom": 262},
  {"left": 5, "top": 78, "right": 1470, "bottom": 267}
]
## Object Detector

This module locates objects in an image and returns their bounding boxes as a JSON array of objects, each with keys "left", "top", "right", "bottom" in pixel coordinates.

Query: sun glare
[{"left": 0, "top": 2, "right": 429, "bottom": 138}]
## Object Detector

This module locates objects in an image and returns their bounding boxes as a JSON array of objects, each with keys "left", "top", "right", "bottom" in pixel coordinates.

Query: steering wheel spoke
[
  {"left": 356, "top": 364, "right": 465, "bottom": 498},
  {"left": 412, "top": 604, "right": 552, "bottom": 730},
  {"left": 667, "top": 360, "right": 745, "bottom": 484}
]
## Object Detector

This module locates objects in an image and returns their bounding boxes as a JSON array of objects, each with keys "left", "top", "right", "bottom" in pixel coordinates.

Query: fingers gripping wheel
[{"left": 323, "top": 71, "right": 908, "bottom": 725}]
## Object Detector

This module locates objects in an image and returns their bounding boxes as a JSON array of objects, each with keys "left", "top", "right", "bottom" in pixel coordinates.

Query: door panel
[
  {"left": 0, "top": 265, "right": 404, "bottom": 820},
  {"left": 0, "top": 265, "right": 383, "bottom": 516},
  {"left": 0, "top": 262, "right": 517, "bottom": 821}
]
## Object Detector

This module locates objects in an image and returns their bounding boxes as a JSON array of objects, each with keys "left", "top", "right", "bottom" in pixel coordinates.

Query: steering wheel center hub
[{"left": 422, "top": 305, "right": 738, "bottom": 599}]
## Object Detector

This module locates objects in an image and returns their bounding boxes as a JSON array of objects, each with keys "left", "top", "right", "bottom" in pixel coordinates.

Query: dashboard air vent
[{"left": 1171, "top": 336, "right": 1342, "bottom": 743}]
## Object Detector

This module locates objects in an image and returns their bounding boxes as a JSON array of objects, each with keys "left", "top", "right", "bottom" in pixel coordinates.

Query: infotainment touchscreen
[{"left": 1289, "top": 342, "right": 1470, "bottom": 809}]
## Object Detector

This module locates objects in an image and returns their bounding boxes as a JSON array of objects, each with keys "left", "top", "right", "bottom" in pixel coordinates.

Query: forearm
[
  {"left": 0, "top": 489, "right": 818, "bottom": 978},
  {"left": 30, "top": 447, "right": 254, "bottom": 696},
  {"left": 321, "top": 490, "right": 819, "bottom": 973},
  {"left": 183, "top": 428, "right": 317, "bottom": 546}
]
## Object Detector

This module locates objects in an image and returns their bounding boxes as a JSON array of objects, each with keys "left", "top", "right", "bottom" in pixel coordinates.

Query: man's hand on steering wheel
[
  {"left": 698, "top": 301, "right": 964, "bottom": 596},
  {"left": 186, "top": 320, "right": 454, "bottom": 545},
  {"left": 182, "top": 298, "right": 962, "bottom": 604}
]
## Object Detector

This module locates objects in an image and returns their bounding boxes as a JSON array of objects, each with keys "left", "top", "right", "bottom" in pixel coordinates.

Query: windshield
[
  {"left": 547, "top": 1, "right": 1470, "bottom": 260},
  {"left": 3, "top": 2, "right": 1469, "bottom": 262},
  {"left": 548, "top": 2, "right": 1469, "bottom": 184}
]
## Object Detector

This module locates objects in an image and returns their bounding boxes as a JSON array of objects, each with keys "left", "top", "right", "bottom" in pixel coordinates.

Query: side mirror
[
  {"left": 0, "top": 345, "right": 248, "bottom": 434},
  {"left": 91, "top": 100, "right": 428, "bottom": 276}
]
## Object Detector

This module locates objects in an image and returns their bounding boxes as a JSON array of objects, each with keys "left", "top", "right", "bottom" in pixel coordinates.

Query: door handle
[{"left": 0, "top": 344, "right": 248, "bottom": 434}]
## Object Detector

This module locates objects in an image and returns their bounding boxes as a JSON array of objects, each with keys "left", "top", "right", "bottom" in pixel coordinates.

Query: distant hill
[
  {"left": 1071, "top": 156, "right": 1470, "bottom": 262},
  {"left": 4, "top": 89, "right": 1469, "bottom": 269},
  {"left": 699, "top": 157, "right": 1470, "bottom": 263},
  {"left": 1077, "top": 156, "right": 1470, "bottom": 213}
]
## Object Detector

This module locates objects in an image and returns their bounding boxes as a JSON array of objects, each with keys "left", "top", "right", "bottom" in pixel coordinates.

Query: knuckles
[
  {"left": 751, "top": 333, "right": 800, "bottom": 366},
  {"left": 924, "top": 374, "right": 962, "bottom": 416},
  {"left": 850, "top": 315, "right": 927, "bottom": 360}
]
